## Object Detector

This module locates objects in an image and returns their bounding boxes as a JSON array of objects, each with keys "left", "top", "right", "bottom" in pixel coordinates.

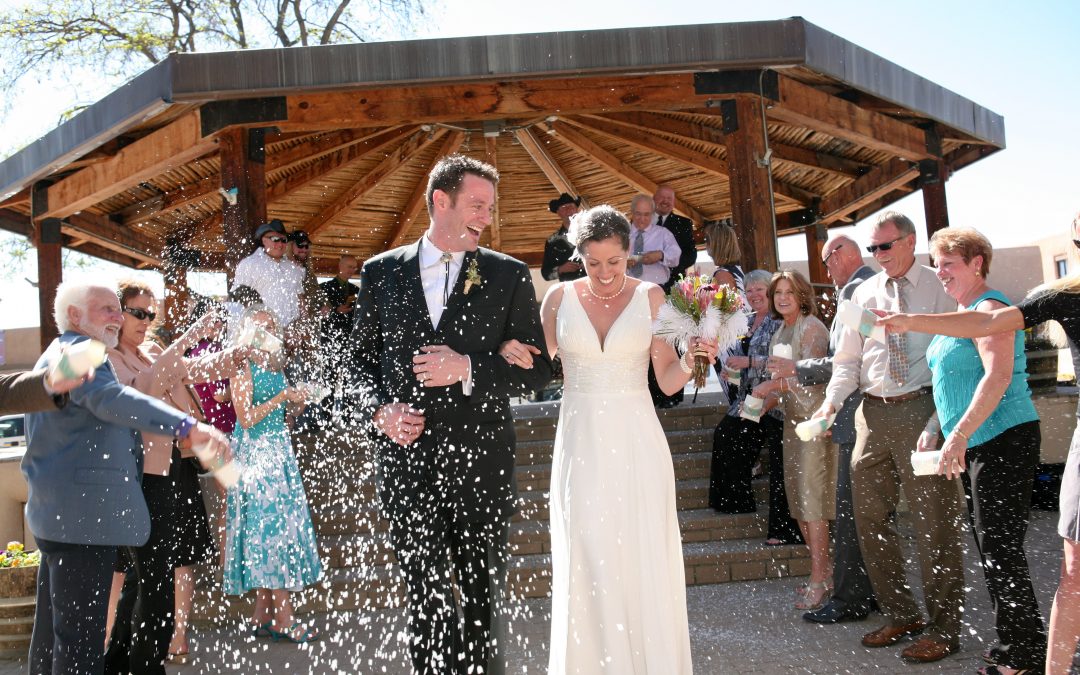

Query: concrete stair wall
[{"left": 193, "top": 395, "right": 809, "bottom": 624}]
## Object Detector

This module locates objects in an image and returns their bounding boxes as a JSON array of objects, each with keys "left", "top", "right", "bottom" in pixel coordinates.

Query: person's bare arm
[{"left": 876, "top": 305, "right": 1024, "bottom": 338}]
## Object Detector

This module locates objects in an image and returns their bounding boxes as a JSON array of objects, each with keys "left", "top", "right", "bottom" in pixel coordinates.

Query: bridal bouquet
[{"left": 653, "top": 275, "right": 748, "bottom": 389}]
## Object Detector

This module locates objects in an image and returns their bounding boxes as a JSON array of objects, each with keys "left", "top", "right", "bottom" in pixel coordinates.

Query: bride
[{"left": 501, "top": 205, "right": 718, "bottom": 673}]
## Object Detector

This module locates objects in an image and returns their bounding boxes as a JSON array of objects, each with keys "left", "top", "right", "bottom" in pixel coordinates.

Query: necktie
[
  {"left": 440, "top": 252, "right": 453, "bottom": 307},
  {"left": 886, "top": 277, "right": 909, "bottom": 386},
  {"left": 630, "top": 230, "right": 645, "bottom": 277},
  {"left": 656, "top": 215, "right": 665, "bottom": 230}
]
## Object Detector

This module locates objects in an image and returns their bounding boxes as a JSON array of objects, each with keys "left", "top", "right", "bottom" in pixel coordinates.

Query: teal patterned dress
[{"left": 222, "top": 361, "right": 322, "bottom": 594}]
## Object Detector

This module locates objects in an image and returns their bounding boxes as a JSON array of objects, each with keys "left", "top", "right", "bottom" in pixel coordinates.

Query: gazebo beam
[
  {"left": 266, "top": 126, "right": 396, "bottom": 174},
  {"left": 387, "top": 131, "right": 466, "bottom": 249},
  {"left": 62, "top": 212, "right": 161, "bottom": 266},
  {"left": 118, "top": 175, "right": 219, "bottom": 226},
  {"left": 818, "top": 158, "right": 921, "bottom": 225},
  {"left": 282, "top": 73, "right": 708, "bottom": 130},
  {"left": 539, "top": 121, "right": 707, "bottom": 224},
  {"left": 721, "top": 96, "right": 778, "bottom": 272},
  {"left": 219, "top": 128, "right": 267, "bottom": 277},
  {"left": 305, "top": 127, "right": 448, "bottom": 236},
  {"left": 767, "top": 76, "right": 933, "bottom": 161},
  {"left": 512, "top": 128, "right": 584, "bottom": 202},
  {"left": 38, "top": 110, "right": 219, "bottom": 220},
  {"left": 484, "top": 134, "right": 502, "bottom": 250}
]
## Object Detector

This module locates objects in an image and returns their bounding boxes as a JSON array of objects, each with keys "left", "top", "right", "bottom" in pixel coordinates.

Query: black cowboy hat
[
  {"left": 288, "top": 230, "right": 311, "bottom": 246},
  {"left": 548, "top": 193, "right": 582, "bottom": 213},
  {"left": 253, "top": 219, "right": 286, "bottom": 242}
]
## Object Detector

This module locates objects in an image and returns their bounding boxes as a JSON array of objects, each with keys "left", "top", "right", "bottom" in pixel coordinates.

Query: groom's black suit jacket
[{"left": 351, "top": 241, "right": 552, "bottom": 526}]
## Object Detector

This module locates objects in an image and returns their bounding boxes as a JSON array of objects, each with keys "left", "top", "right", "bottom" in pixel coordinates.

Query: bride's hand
[
  {"left": 691, "top": 337, "right": 719, "bottom": 364},
  {"left": 499, "top": 339, "right": 541, "bottom": 369}
]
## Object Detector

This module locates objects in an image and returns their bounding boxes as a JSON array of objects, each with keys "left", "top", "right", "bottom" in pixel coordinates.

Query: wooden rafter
[
  {"left": 305, "top": 127, "right": 448, "bottom": 236},
  {"left": 40, "top": 110, "right": 218, "bottom": 220},
  {"left": 539, "top": 120, "right": 708, "bottom": 224},
  {"left": 62, "top": 212, "right": 161, "bottom": 266},
  {"left": 484, "top": 135, "right": 501, "bottom": 250},
  {"left": 119, "top": 175, "right": 219, "bottom": 226},
  {"left": 266, "top": 127, "right": 396, "bottom": 174},
  {"left": 266, "top": 126, "right": 415, "bottom": 202},
  {"left": 818, "top": 158, "right": 921, "bottom": 224},
  {"left": 513, "top": 128, "right": 584, "bottom": 202},
  {"left": 768, "top": 76, "right": 932, "bottom": 161},
  {"left": 386, "top": 131, "right": 466, "bottom": 249},
  {"left": 0, "top": 187, "right": 30, "bottom": 209},
  {"left": 282, "top": 73, "right": 708, "bottom": 130}
]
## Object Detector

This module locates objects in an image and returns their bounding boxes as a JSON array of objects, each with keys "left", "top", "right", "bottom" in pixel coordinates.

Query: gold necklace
[{"left": 585, "top": 275, "right": 627, "bottom": 300}]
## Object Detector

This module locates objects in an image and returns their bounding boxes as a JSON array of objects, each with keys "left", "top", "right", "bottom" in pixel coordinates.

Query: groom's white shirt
[{"left": 418, "top": 235, "right": 473, "bottom": 394}]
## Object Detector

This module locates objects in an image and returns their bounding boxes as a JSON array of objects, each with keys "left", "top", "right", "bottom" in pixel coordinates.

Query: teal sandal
[
  {"left": 268, "top": 621, "right": 320, "bottom": 644},
  {"left": 252, "top": 621, "right": 273, "bottom": 638}
]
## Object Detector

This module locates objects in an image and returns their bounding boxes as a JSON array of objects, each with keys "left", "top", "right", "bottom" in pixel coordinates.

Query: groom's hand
[
  {"left": 374, "top": 403, "right": 426, "bottom": 445},
  {"left": 413, "top": 345, "right": 470, "bottom": 387}
]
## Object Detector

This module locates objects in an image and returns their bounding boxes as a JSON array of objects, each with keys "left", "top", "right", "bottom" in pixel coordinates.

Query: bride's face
[{"left": 581, "top": 236, "right": 628, "bottom": 288}]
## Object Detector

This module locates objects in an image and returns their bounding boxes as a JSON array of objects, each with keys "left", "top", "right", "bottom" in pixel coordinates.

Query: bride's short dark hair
[{"left": 567, "top": 205, "right": 631, "bottom": 254}]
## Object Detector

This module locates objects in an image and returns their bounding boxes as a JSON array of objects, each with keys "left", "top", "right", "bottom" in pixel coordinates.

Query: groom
[{"left": 350, "top": 154, "right": 552, "bottom": 674}]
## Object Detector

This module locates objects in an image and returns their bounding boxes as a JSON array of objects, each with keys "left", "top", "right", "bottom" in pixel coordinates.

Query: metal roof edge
[
  {"left": 800, "top": 19, "right": 1005, "bottom": 147},
  {"left": 0, "top": 58, "right": 177, "bottom": 202}
]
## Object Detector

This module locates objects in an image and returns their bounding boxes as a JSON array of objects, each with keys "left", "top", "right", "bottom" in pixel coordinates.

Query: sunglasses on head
[
  {"left": 266, "top": 236, "right": 287, "bottom": 244},
  {"left": 866, "top": 236, "right": 906, "bottom": 254},
  {"left": 123, "top": 307, "right": 156, "bottom": 322}
]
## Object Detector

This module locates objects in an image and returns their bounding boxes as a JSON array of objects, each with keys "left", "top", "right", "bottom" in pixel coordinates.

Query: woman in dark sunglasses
[
  {"left": 878, "top": 214, "right": 1080, "bottom": 674},
  {"left": 103, "top": 280, "right": 250, "bottom": 672}
]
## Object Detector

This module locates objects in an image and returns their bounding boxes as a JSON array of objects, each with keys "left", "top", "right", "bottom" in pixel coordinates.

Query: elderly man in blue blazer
[{"left": 23, "top": 281, "right": 229, "bottom": 675}]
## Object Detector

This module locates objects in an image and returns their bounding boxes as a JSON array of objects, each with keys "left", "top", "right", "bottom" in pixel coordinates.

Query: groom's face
[{"left": 430, "top": 173, "right": 496, "bottom": 253}]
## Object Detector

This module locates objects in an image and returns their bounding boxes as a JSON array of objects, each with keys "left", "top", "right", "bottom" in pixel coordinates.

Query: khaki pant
[{"left": 851, "top": 393, "right": 965, "bottom": 645}]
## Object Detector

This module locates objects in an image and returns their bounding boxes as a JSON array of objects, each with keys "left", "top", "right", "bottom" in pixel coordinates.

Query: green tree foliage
[{"left": 0, "top": 0, "right": 432, "bottom": 92}]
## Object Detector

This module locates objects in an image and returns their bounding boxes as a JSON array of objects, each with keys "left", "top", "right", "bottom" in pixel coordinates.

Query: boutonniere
[{"left": 464, "top": 258, "right": 483, "bottom": 294}]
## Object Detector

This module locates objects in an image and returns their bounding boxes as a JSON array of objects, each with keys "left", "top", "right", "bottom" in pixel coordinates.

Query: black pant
[
  {"left": 29, "top": 538, "right": 116, "bottom": 675},
  {"left": 830, "top": 441, "right": 874, "bottom": 612},
  {"left": 709, "top": 415, "right": 761, "bottom": 513},
  {"left": 962, "top": 420, "right": 1046, "bottom": 670},
  {"left": 103, "top": 473, "right": 178, "bottom": 675},
  {"left": 391, "top": 514, "right": 510, "bottom": 675},
  {"left": 761, "top": 415, "right": 803, "bottom": 543}
]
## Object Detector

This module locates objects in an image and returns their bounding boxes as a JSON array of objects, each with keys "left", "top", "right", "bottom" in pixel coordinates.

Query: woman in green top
[{"left": 920, "top": 228, "right": 1043, "bottom": 674}]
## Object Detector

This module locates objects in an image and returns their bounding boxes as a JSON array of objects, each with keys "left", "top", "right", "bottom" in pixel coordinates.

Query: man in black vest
[{"left": 350, "top": 154, "right": 552, "bottom": 675}]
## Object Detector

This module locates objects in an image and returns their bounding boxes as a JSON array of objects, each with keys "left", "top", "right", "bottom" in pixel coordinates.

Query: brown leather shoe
[
  {"left": 861, "top": 621, "right": 926, "bottom": 648},
  {"left": 900, "top": 637, "right": 958, "bottom": 663}
]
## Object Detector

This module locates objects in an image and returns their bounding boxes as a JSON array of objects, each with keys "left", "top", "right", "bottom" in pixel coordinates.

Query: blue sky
[{"left": 1, "top": 0, "right": 1078, "bottom": 328}]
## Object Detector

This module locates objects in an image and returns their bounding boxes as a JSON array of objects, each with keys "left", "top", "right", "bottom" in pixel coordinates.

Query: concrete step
[
  {"left": 0, "top": 596, "right": 35, "bottom": 620},
  {"left": 0, "top": 613, "right": 33, "bottom": 636}
]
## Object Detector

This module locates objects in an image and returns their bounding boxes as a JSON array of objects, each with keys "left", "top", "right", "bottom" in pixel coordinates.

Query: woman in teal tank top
[
  {"left": 222, "top": 307, "right": 323, "bottom": 643},
  {"left": 921, "top": 228, "right": 1044, "bottom": 673}
]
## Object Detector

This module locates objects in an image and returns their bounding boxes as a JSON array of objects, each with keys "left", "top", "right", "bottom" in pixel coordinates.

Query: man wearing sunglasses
[
  {"left": 812, "top": 212, "right": 964, "bottom": 663},
  {"left": 232, "top": 219, "right": 305, "bottom": 328}
]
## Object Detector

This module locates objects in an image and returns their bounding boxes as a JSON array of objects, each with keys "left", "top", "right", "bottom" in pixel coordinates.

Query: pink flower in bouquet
[{"left": 695, "top": 284, "right": 718, "bottom": 313}]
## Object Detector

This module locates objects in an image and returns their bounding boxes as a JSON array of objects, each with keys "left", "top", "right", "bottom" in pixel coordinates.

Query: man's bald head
[{"left": 822, "top": 234, "right": 864, "bottom": 287}]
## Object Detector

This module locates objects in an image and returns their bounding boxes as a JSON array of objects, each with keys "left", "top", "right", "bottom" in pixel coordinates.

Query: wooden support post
[
  {"left": 35, "top": 218, "right": 63, "bottom": 352},
  {"left": 720, "top": 96, "right": 778, "bottom": 272},
  {"left": 920, "top": 158, "right": 950, "bottom": 238},
  {"left": 805, "top": 224, "right": 829, "bottom": 287},
  {"left": 219, "top": 128, "right": 267, "bottom": 281},
  {"left": 161, "top": 263, "right": 190, "bottom": 337}
]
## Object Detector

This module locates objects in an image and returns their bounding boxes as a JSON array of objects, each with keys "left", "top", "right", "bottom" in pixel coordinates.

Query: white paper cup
[
  {"left": 910, "top": 450, "right": 944, "bottom": 477},
  {"left": 193, "top": 441, "right": 242, "bottom": 489},
  {"left": 740, "top": 394, "right": 764, "bottom": 422},
  {"left": 836, "top": 300, "right": 888, "bottom": 345},
  {"left": 238, "top": 324, "right": 283, "bottom": 353},
  {"left": 771, "top": 343, "right": 793, "bottom": 360},
  {"left": 723, "top": 365, "right": 742, "bottom": 387},
  {"left": 795, "top": 414, "right": 837, "bottom": 442},
  {"left": 51, "top": 339, "right": 107, "bottom": 382}
]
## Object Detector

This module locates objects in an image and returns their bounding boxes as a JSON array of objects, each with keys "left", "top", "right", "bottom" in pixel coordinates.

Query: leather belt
[{"left": 863, "top": 387, "right": 932, "bottom": 404}]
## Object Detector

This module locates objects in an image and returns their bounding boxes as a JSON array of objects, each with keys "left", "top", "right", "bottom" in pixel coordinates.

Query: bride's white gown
[{"left": 548, "top": 281, "right": 692, "bottom": 674}]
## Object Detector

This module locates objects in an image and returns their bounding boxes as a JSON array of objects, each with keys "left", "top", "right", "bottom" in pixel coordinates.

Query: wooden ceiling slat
[
  {"left": 512, "top": 128, "right": 585, "bottom": 204},
  {"left": 118, "top": 174, "right": 219, "bottom": 226},
  {"left": 539, "top": 121, "right": 707, "bottom": 224},
  {"left": 63, "top": 212, "right": 161, "bottom": 266},
  {"left": 387, "top": 131, "right": 466, "bottom": 249},
  {"left": 266, "top": 127, "right": 395, "bottom": 174},
  {"left": 305, "top": 127, "right": 449, "bottom": 236}
]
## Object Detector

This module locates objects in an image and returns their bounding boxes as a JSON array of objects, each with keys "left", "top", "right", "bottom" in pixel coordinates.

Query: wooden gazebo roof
[{"left": 0, "top": 18, "right": 1004, "bottom": 277}]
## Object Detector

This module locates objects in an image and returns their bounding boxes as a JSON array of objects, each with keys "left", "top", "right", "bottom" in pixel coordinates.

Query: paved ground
[{"left": 1, "top": 508, "right": 1068, "bottom": 674}]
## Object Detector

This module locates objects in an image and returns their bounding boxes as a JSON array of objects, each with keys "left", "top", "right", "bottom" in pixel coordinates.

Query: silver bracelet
[{"left": 679, "top": 351, "right": 694, "bottom": 374}]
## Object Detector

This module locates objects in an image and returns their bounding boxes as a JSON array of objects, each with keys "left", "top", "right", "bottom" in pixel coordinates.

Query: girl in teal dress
[{"left": 222, "top": 308, "right": 323, "bottom": 642}]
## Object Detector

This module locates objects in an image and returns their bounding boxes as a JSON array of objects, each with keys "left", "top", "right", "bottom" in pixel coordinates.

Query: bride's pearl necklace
[{"left": 586, "top": 274, "right": 627, "bottom": 300}]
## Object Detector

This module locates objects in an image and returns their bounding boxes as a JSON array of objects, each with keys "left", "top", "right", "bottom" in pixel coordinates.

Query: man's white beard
[{"left": 82, "top": 323, "right": 119, "bottom": 350}]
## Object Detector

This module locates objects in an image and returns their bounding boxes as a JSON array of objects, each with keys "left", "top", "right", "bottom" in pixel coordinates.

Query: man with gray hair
[
  {"left": 24, "top": 281, "right": 230, "bottom": 675},
  {"left": 767, "top": 234, "right": 877, "bottom": 623},
  {"left": 625, "top": 194, "right": 683, "bottom": 287},
  {"left": 813, "top": 213, "right": 964, "bottom": 663}
]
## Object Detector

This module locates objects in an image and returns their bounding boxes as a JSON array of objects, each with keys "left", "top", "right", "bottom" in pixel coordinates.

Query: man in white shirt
[
  {"left": 232, "top": 219, "right": 304, "bottom": 327},
  {"left": 815, "top": 212, "right": 964, "bottom": 664},
  {"left": 625, "top": 194, "right": 683, "bottom": 287}
]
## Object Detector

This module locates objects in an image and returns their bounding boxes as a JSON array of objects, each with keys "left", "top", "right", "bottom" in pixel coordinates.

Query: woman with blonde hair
[
  {"left": 879, "top": 214, "right": 1080, "bottom": 674},
  {"left": 750, "top": 270, "right": 833, "bottom": 610}
]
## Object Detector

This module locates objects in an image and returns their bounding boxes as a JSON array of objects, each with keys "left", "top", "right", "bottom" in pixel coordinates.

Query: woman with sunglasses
[
  {"left": 878, "top": 215, "right": 1080, "bottom": 675},
  {"left": 103, "top": 280, "right": 249, "bottom": 674}
]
